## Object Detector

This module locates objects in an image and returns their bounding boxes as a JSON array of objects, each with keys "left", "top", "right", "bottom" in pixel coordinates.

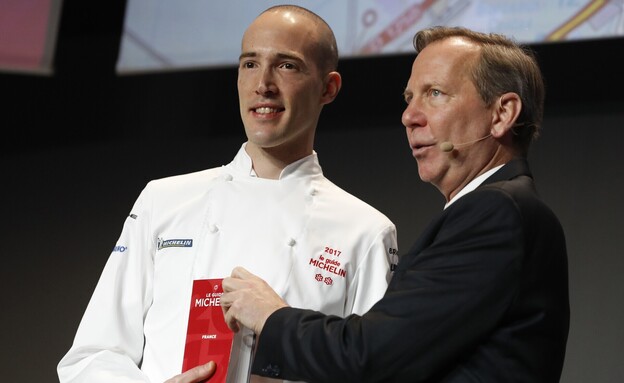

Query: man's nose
[
  {"left": 402, "top": 101, "right": 425, "bottom": 129},
  {"left": 256, "top": 68, "right": 278, "bottom": 96}
]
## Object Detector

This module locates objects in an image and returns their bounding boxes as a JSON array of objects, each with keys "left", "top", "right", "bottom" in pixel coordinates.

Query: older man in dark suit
[{"left": 215, "top": 26, "right": 570, "bottom": 383}]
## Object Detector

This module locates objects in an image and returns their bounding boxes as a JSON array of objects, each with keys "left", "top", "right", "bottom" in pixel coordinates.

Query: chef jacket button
[
  {"left": 208, "top": 224, "right": 219, "bottom": 233},
  {"left": 288, "top": 238, "right": 296, "bottom": 247},
  {"left": 309, "top": 188, "right": 318, "bottom": 196},
  {"left": 221, "top": 173, "right": 233, "bottom": 181}
]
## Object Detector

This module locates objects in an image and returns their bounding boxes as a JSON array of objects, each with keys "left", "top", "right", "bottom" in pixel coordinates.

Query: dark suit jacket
[{"left": 252, "top": 158, "right": 570, "bottom": 382}]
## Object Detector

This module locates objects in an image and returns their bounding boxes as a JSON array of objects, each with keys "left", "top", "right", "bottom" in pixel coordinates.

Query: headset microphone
[
  {"left": 439, "top": 134, "right": 492, "bottom": 152},
  {"left": 439, "top": 141, "right": 454, "bottom": 152}
]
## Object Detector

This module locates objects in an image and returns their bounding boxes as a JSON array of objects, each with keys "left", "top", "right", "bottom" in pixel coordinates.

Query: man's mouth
[
  {"left": 412, "top": 143, "right": 431, "bottom": 150},
  {"left": 253, "top": 107, "right": 284, "bottom": 114}
]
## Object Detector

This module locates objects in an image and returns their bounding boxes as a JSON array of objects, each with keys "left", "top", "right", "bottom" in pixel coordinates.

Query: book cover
[{"left": 182, "top": 278, "right": 254, "bottom": 383}]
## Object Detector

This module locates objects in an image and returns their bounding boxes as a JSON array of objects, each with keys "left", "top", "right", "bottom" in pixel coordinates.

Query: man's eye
[
  {"left": 280, "top": 63, "right": 296, "bottom": 70},
  {"left": 430, "top": 89, "right": 441, "bottom": 97}
]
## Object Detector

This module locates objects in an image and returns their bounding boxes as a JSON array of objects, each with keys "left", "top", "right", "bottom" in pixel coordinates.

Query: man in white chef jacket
[{"left": 58, "top": 5, "right": 398, "bottom": 383}]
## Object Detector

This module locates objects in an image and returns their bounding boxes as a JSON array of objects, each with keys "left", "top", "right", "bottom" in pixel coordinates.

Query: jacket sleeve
[
  {"left": 252, "top": 189, "right": 525, "bottom": 383},
  {"left": 57, "top": 186, "right": 155, "bottom": 383},
  {"left": 345, "top": 223, "right": 398, "bottom": 315}
]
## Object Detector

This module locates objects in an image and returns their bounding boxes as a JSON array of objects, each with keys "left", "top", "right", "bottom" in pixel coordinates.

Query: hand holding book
[
  {"left": 221, "top": 267, "right": 289, "bottom": 334},
  {"left": 182, "top": 278, "right": 254, "bottom": 383}
]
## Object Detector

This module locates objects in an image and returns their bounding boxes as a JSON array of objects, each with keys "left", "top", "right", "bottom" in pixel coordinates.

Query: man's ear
[
  {"left": 320, "top": 71, "right": 342, "bottom": 105},
  {"left": 491, "top": 92, "right": 522, "bottom": 138}
]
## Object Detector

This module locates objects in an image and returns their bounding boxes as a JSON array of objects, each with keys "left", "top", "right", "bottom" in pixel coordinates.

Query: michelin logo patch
[{"left": 157, "top": 238, "right": 193, "bottom": 250}]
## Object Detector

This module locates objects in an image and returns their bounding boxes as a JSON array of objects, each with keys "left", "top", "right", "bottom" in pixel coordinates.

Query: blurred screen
[
  {"left": 116, "top": 0, "right": 624, "bottom": 74},
  {"left": 0, "top": 0, "right": 63, "bottom": 75}
]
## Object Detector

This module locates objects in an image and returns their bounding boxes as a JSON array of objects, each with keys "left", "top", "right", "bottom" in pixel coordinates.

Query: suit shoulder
[{"left": 465, "top": 177, "right": 562, "bottom": 227}]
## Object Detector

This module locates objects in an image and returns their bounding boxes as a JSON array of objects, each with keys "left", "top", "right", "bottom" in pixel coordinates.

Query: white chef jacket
[{"left": 58, "top": 143, "right": 398, "bottom": 383}]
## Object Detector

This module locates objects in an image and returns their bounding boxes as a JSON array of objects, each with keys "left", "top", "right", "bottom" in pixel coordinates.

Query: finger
[
  {"left": 163, "top": 361, "right": 216, "bottom": 383},
  {"left": 184, "top": 361, "right": 217, "bottom": 382},
  {"left": 231, "top": 266, "right": 252, "bottom": 279},
  {"left": 223, "top": 269, "right": 248, "bottom": 293},
  {"left": 221, "top": 295, "right": 241, "bottom": 332},
  {"left": 224, "top": 312, "right": 241, "bottom": 332},
  {"left": 192, "top": 361, "right": 217, "bottom": 381},
  {"left": 222, "top": 277, "right": 235, "bottom": 293}
]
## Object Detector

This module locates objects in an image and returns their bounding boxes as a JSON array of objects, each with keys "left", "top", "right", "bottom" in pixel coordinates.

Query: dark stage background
[{"left": 2, "top": 1, "right": 623, "bottom": 382}]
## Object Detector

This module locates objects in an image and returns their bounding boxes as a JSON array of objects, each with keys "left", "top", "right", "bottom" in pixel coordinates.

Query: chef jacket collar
[{"left": 231, "top": 142, "right": 323, "bottom": 180}]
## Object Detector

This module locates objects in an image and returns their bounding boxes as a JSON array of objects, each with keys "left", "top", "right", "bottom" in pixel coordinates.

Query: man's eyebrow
[
  {"left": 238, "top": 51, "right": 303, "bottom": 63},
  {"left": 275, "top": 52, "right": 303, "bottom": 62},
  {"left": 239, "top": 52, "right": 256, "bottom": 61}
]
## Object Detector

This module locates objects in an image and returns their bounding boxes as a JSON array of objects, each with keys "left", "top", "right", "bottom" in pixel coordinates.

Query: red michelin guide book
[{"left": 182, "top": 278, "right": 255, "bottom": 383}]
